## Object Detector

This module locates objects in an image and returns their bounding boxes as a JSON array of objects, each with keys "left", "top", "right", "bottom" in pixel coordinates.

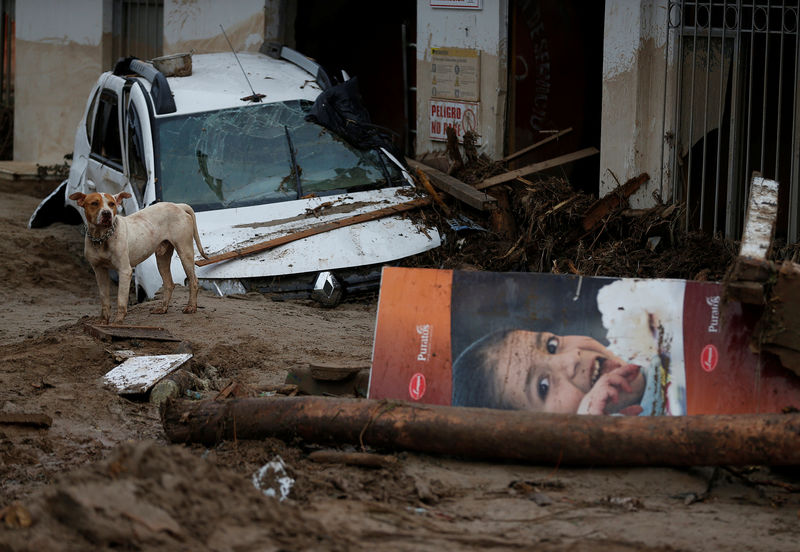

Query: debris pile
[{"left": 405, "top": 132, "right": 737, "bottom": 281}]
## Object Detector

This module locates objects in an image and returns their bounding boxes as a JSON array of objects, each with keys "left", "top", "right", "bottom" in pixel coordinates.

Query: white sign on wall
[
  {"left": 430, "top": 0, "right": 482, "bottom": 8},
  {"left": 431, "top": 47, "right": 480, "bottom": 102},
  {"left": 429, "top": 99, "right": 480, "bottom": 144}
]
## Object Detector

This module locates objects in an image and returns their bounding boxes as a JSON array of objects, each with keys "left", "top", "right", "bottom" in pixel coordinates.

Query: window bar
[
  {"left": 714, "top": 0, "right": 730, "bottom": 232},
  {"left": 700, "top": 0, "right": 713, "bottom": 230},
  {"left": 686, "top": 2, "right": 701, "bottom": 232},
  {"left": 774, "top": 3, "right": 785, "bottom": 180},
  {"left": 672, "top": 0, "right": 687, "bottom": 206},
  {"left": 744, "top": 3, "right": 757, "bottom": 208},
  {"left": 725, "top": 1, "right": 744, "bottom": 238},
  {"left": 759, "top": 1, "right": 771, "bottom": 174},
  {"left": 789, "top": 5, "right": 800, "bottom": 242},
  {"left": 661, "top": 2, "right": 678, "bottom": 200}
]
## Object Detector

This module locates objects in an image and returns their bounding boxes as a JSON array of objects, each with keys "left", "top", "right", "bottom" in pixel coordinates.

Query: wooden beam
[
  {"left": 475, "top": 147, "right": 600, "bottom": 190},
  {"left": 84, "top": 324, "right": 181, "bottom": 342},
  {"left": 196, "top": 197, "right": 432, "bottom": 267},
  {"left": 406, "top": 158, "right": 496, "bottom": 211},
  {"left": 502, "top": 127, "right": 573, "bottom": 163}
]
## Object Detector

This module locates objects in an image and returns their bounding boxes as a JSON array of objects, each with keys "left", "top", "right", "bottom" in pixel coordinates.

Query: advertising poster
[{"left": 369, "top": 268, "right": 800, "bottom": 415}]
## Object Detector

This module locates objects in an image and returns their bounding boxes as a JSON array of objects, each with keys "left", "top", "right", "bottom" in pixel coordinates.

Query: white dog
[{"left": 70, "top": 191, "right": 209, "bottom": 324}]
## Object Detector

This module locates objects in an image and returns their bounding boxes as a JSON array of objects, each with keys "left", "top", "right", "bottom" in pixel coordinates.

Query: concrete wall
[
  {"left": 14, "top": 0, "right": 106, "bottom": 163},
  {"left": 415, "top": 0, "right": 508, "bottom": 160},
  {"left": 14, "top": 0, "right": 277, "bottom": 163},
  {"left": 599, "top": 0, "right": 674, "bottom": 206},
  {"left": 163, "top": 0, "right": 266, "bottom": 55}
]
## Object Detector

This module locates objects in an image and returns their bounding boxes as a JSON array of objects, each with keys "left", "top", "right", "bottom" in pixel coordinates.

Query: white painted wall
[
  {"left": 600, "top": 0, "right": 673, "bottom": 206},
  {"left": 15, "top": 0, "right": 105, "bottom": 163},
  {"left": 164, "top": 0, "right": 266, "bottom": 54},
  {"left": 416, "top": 0, "right": 508, "bottom": 159}
]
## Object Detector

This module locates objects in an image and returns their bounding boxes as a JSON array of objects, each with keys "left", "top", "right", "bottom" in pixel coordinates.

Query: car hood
[{"left": 167, "top": 187, "right": 440, "bottom": 282}]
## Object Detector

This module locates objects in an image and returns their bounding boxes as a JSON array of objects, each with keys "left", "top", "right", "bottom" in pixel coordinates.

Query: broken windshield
[{"left": 156, "top": 100, "right": 399, "bottom": 211}]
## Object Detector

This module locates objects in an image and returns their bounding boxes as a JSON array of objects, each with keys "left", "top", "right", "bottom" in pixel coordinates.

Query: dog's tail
[{"left": 181, "top": 204, "right": 210, "bottom": 260}]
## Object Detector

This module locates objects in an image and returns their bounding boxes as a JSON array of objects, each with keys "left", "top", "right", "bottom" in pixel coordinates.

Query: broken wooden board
[
  {"left": 582, "top": 172, "right": 649, "bottom": 232},
  {"left": 85, "top": 323, "right": 181, "bottom": 342},
  {"left": 754, "top": 261, "right": 800, "bottom": 377},
  {"left": 0, "top": 412, "right": 53, "bottom": 428},
  {"left": 196, "top": 197, "right": 432, "bottom": 266},
  {"left": 405, "top": 158, "right": 496, "bottom": 211},
  {"left": 474, "top": 147, "right": 599, "bottom": 190},
  {"left": 103, "top": 353, "right": 192, "bottom": 395},
  {"left": 502, "top": 127, "right": 573, "bottom": 163}
]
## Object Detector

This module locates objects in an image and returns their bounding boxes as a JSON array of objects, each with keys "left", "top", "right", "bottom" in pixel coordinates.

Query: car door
[{"left": 85, "top": 77, "right": 129, "bottom": 203}]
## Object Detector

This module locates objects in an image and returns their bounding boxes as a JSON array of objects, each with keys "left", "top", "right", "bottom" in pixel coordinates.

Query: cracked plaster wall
[{"left": 600, "top": 0, "right": 675, "bottom": 207}]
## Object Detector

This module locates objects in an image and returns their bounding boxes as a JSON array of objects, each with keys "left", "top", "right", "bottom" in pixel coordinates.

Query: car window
[
  {"left": 90, "top": 90, "right": 123, "bottom": 167},
  {"left": 126, "top": 103, "right": 148, "bottom": 205},
  {"left": 85, "top": 88, "right": 100, "bottom": 144},
  {"left": 157, "top": 100, "right": 400, "bottom": 211}
]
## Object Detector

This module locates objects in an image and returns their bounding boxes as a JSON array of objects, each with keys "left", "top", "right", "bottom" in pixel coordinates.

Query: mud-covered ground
[{"left": 2, "top": 180, "right": 799, "bottom": 551}]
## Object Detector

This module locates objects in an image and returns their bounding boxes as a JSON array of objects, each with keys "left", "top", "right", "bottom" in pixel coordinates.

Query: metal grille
[
  {"left": 664, "top": 1, "right": 800, "bottom": 242},
  {"left": 112, "top": 0, "right": 163, "bottom": 62}
]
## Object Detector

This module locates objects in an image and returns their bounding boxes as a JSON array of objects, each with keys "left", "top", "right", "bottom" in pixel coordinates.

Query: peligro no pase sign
[{"left": 429, "top": 99, "right": 480, "bottom": 144}]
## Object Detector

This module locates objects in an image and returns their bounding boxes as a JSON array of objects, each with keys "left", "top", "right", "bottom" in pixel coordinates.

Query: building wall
[
  {"left": 14, "top": 0, "right": 106, "bottom": 163},
  {"left": 599, "top": 0, "right": 673, "bottom": 206},
  {"left": 163, "top": 0, "right": 266, "bottom": 55},
  {"left": 415, "top": 0, "right": 509, "bottom": 159},
  {"left": 14, "top": 0, "right": 276, "bottom": 163}
]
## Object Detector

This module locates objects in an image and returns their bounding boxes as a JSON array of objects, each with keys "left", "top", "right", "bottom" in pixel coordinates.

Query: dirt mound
[{"left": 1, "top": 440, "right": 333, "bottom": 551}]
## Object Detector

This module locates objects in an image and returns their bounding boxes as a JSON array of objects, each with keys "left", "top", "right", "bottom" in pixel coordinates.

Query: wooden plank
[
  {"left": 474, "top": 147, "right": 600, "bottom": 190},
  {"left": 0, "top": 412, "right": 52, "bottom": 428},
  {"left": 84, "top": 323, "right": 181, "bottom": 342},
  {"left": 196, "top": 197, "right": 432, "bottom": 267},
  {"left": 582, "top": 172, "right": 649, "bottom": 231},
  {"left": 502, "top": 127, "right": 573, "bottom": 163},
  {"left": 413, "top": 167, "right": 451, "bottom": 215},
  {"left": 406, "top": 158, "right": 497, "bottom": 211},
  {"left": 103, "top": 353, "right": 193, "bottom": 394}
]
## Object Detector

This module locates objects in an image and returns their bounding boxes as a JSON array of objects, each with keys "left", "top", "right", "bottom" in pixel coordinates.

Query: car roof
[{"left": 133, "top": 52, "right": 323, "bottom": 117}]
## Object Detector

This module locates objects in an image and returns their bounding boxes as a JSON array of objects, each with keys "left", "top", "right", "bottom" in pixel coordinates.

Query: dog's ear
[
  {"left": 115, "top": 192, "right": 132, "bottom": 202},
  {"left": 69, "top": 192, "right": 86, "bottom": 206}
]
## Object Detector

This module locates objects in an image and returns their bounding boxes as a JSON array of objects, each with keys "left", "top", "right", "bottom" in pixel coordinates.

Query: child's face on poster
[{"left": 488, "top": 330, "right": 646, "bottom": 415}]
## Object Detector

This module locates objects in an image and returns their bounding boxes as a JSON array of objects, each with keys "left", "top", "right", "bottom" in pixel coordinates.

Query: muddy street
[{"left": 1, "top": 181, "right": 799, "bottom": 552}]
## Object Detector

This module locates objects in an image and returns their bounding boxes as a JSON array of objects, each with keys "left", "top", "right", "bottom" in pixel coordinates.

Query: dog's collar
[{"left": 87, "top": 218, "right": 118, "bottom": 245}]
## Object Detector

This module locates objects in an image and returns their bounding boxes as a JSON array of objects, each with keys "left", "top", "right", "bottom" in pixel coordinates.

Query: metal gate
[
  {"left": 112, "top": 0, "right": 163, "bottom": 62},
  {"left": 664, "top": 1, "right": 800, "bottom": 242}
]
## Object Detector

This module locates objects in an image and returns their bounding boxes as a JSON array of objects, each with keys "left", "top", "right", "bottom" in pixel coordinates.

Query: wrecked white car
[{"left": 30, "top": 46, "right": 440, "bottom": 302}]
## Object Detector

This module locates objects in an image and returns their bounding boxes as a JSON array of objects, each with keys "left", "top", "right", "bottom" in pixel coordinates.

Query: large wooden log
[{"left": 162, "top": 396, "right": 800, "bottom": 466}]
